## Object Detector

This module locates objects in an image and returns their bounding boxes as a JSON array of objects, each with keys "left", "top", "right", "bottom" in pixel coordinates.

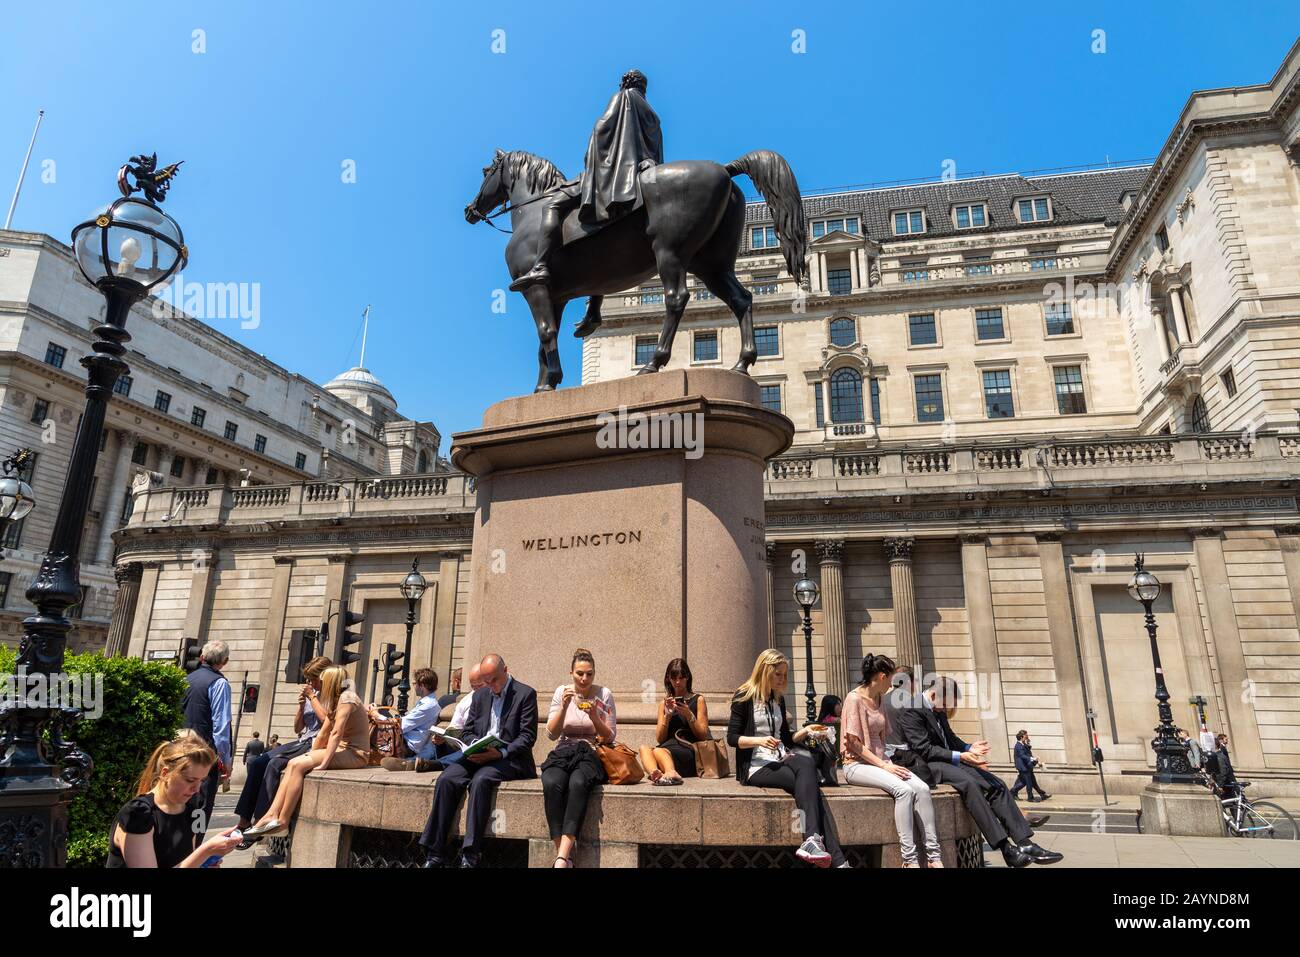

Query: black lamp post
[
  {"left": 0, "top": 156, "right": 185, "bottom": 867},
  {"left": 792, "top": 576, "right": 820, "bottom": 725},
  {"left": 0, "top": 449, "right": 38, "bottom": 542},
  {"left": 1127, "top": 554, "right": 1197, "bottom": 784},
  {"left": 397, "top": 559, "right": 427, "bottom": 713}
]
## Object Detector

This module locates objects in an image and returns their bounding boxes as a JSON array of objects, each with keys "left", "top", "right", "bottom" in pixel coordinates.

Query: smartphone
[{"left": 200, "top": 855, "right": 222, "bottom": 868}]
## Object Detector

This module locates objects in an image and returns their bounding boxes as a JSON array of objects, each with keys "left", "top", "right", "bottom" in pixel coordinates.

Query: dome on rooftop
[{"left": 323, "top": 365, "right": 397, "bottom": 412}]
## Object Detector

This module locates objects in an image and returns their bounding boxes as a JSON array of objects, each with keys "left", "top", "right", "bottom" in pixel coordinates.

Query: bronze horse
[{"left": 466, "top": 149, "right": 807, "bottom": 392}]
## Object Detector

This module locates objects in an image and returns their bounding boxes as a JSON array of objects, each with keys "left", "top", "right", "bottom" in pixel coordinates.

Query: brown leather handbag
[
  {"left": 595, "top": 741, "right": 645, "bottom": 785},
  {"left": 676, "top": 730, "right": 731, "bottom": 779},
  {"left": 367, "top": 707, "right": 409, "bottom": 767}
]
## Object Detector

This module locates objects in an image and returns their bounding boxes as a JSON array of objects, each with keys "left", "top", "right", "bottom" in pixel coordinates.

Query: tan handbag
[
  {"left": 595, "top": 741, "right": 645, "bottom": 785},
  {"left": 367, "top": 706, "right": 409, "bottom": 767},
  {"left": 676, "top": 730, "right": 730, "bottom": 779}
]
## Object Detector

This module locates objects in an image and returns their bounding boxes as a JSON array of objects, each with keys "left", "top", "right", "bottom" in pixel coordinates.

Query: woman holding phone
[
  {"left": 727, "top": 649, "right": 848, "bottom": 868},
  {"left": 542, "top": 648, "right": 617, "bottom": 867},
  {"left": 639, "top": 657, "right": 709, "bottom": 784}
]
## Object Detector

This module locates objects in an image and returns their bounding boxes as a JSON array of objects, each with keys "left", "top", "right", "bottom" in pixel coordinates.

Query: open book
[{"left": 430, "top": 728, "right": 505, "bottom": 765}]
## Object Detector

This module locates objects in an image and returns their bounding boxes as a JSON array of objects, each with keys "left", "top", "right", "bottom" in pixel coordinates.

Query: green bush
[{"left": 0, "top": 646, "right": 187, "bottom": 867}]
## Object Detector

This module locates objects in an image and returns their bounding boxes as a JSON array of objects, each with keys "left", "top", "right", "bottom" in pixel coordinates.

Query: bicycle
[{"left": 1211, "top": 777, "right": 1298, "bottom": 840}]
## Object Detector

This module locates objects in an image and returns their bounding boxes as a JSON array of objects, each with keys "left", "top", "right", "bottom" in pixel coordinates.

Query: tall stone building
[
  {"left": 0, "top": 230, "right": 440, "bottom": 651},
  {"left": 113, "top": 41, "right": 1300, "bottom": 793}
]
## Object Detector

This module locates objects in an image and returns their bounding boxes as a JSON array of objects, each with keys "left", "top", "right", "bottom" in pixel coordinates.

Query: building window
[
  {"left": 254, "top": 434, "right": 267, "bottom": 454},
  {"left": 205, "top": 468, "right": 218, "bottom": 484},
  {"left": 1190, "top": 395, "right": 1211, "bottom": 433},
  {"left": 639, "top": 286, "right": 664, "bottom": 305},
  {"left": 191, "top": 406, "right": 206, "bottom": 428},
  {"left": 754, "top": 326, "right": 779, "bottom": 357},
  {"left": 2, "top": 518, "right": 23, "bottom": 549},
  {"left": 811, "top": 217, "right": 859, "bottom": 238},
  {"left": 417, "top": 450, "right": 429, "bottom": 472},
  {"left": 914, "top": 374, "right": 945, "bottom": 423},
  {"left": 1017, "top": 197, "right": 1051, "bottom": 222},
  {"left": 975, "top": 308, "right": 1005, "bottom": 341},
  {"left": 0, "top": 571, "right": 10, "bottom": 608},
  {"left": 154, "top": 390, "right": 171, "bottom": 413},
  {"left": 829, "top": 317, "right": 856, "bottom": 347},
  {"left": 908, "top": 313, "right": 937, "bottom": 346},
  {"left": 953, "top": 204, "right": 987, "bottom": 229},
  {"left": 893, "top": 209, "right": 925, "bottom": 235},
  {"left": 1045, "top": 301, "right": 1075, "bottom": 336},
  {"left": 982, "top": 369, "right": 1015, "bottom": 418},
  {"left": 814, "top": 385, "right": 825, "bottom": 428},
  {"left": 965, "top": 255, "right": 992, "bottom": 277},
  {"left": 827, "top": 269, "right": 852, "bottom": 296},
  {"left": 131, "top": 442, "right": 148, "bottom": 465},
  {"left": 1029, "top": 249, "right": 1058, "bottom": 271},
  {"left": 44, "top": 343, "right": 67, "bottom": 368},
  {"left": 224, "top": 422, "right": 238, "bottom": 441},
  {"left": 902, "top": 260, "right": 929, "bottom": 282},
  {"left": 31, "top": 399, "right": 49, "bottom": 425},
  {"left": 869, "top": 377, "right": 882, "bottom": 425},
  {"left": 114, "top": 375, "right": 132, "bottom": 397},
  {"left": 634, "top": 337, "right": 657, "bottom": 366},
  {"left": 760, "top": 384, "right": 782, "bottom": 413},
  {"left": 830, "top": 368, "right": 864, "bottom": 423},
  {"left": 1053, "top": 365, "right": 1087, "bottom": 415},
  {"left": 1221, "top": 368, "right": 1237, "bottom": 398},
  {"left": 170, "top": 456, "right": 185, "bottom": 478},
  {"left": 751, "top": 275, "right": 779, "bottom": 296},
  {"left": 295, "top": 452, "right": 307, "bottom": 470},
  {"left": 693, "top": 331, "right": 718, "bottom": 363},
  {"left": 1155, "top": 225, "right": 1170, "bottom": 253},
  {"left": 750, "top": 225, "right": 779, "bottom": 249}
]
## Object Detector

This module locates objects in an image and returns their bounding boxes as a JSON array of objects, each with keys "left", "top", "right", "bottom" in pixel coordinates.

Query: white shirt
[
  {"left": 449, "top": 692, "right": 475, "bottom": 731},
  {"left": 488, "top": 676, "right": 512, "bottom": 738},
  {"left": 748, "top": 696, "right": 787, "bottom": 780}
]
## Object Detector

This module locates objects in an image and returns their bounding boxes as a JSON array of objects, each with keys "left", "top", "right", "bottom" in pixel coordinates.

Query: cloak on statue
[{"left": 578, "top": 84, "right": 663, "bottom": 225}]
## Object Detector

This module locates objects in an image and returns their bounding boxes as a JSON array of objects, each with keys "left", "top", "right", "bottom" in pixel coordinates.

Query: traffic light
[
  {"left": 380, "top": 643, "right": 403, "bottom": 705},
  {"left": 179, "top": 637, "right": 202, "bottom": 673},
  {"left": 241, "top": 683, "right": 261, "bottom": 714},
  {"left": 331, "top": 600, "right": 364, "bottom": 666},
  {"left": 284, "top": 629, "right": 317, "bottom": 682}
]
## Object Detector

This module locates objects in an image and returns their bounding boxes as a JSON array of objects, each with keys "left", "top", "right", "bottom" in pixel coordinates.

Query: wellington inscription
[{"left": 522, "top": 530, "right": 644, "bottom": 551}]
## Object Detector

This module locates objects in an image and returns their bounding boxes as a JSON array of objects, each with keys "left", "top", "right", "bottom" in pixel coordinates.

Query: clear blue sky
[{"left": 3, "top": 2, "right": 1298, "bottom": 452}]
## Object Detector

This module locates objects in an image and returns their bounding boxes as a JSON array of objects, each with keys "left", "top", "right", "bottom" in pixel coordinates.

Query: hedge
[{"left": 0, "top": 645, "right": 188, "bottom": 867}]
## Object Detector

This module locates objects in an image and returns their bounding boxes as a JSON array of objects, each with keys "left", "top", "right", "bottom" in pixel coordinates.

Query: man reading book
[{"left": 419, "top": 653, "right": 537, "bottom": 868}]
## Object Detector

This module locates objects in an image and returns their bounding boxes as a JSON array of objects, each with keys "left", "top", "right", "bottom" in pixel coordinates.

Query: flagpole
[
  {"left": 359, "top": 304, "right": 370, "bottom": 367},
  {"left": 4, "top": 110, "right": 44, "bottom": 231}
]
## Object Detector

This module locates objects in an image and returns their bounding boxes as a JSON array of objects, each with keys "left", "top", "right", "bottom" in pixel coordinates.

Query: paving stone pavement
[{"left": 982, "top": 831, "right": 1300, "bottom": 868}]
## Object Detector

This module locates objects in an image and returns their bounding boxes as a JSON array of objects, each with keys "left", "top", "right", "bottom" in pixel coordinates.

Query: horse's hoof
[
  {"left": 534, "top": 384, "right": 555, "bottom": 393},
  {"left": 635, "top": 363, "right": 660, "bottom": 376},
  {"left": 730, "top": 363, "right": 753, "bottom": 376}
]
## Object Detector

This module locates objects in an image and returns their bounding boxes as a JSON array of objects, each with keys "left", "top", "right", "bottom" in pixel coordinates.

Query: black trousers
[
  {"left": 235, "top": 739, "right": 313, "bottom": 822},
  {"left": 930, "top": 761, "right": 1032, "bottom": 847},
  {"left": 540, "top": 742, "right": 606, "bottom": 841},
  {"left": 419, "top": 757, "right": 527, "bottom": 861},
  {"left": 198, "top": 763, "right": 220, "bottom": 836},
  {"left": 749, "top": 752, "right": 846, "bottom": 866},
  {"left": 1010, "top": 768, "right": 1047, "bottom": 799}
]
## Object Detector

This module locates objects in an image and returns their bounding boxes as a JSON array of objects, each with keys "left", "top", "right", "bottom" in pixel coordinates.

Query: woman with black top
[
  {"left": 639, "top": 657, "right": 710, "bottom": 784},
  {"left": 107, "top": 730, "right": 242, "bottom": 868},
  {"left": 727, "top": 649, "right": 849, "bottom": 868}
]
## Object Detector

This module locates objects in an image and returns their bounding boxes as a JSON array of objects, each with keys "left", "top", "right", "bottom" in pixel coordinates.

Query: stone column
[
  {"left": 157, "top": 447, "right": 176, "bottom": 484},
  {"left": 1192, "top": 527, "right": 1265, "bottom": 767},
  {"left": 126, "top": 562, "right": 161, "bottom": 659},
  {"left": 431, "top": 553, "right": 462, "bottom": 679},
  {"left": 816, "top": 539, "right": 848, "bottom": 700},
  {"left": 1036, "top": 533, "right": 1092, "bottom": 766},
  {"left": 183, "top": 549, "right": 219, "bottom": 645},
  {"left": 250, "top": 555, "right": 294, "bottom": 743},
  {"left": 190, "top": 458, "right": 210, "bottom": 485},
  {"left": 1150, "top": 302, "right": 1172, "bottom": 363},
  {"left": 885, "top": 538, "right": 920, "bottom": 673},
  {"left": 764, "top": 541, "right": 777, "bottom": 650},
  {"left": 1168, "top": 285, "right": 1191, "bottom": 343},
  {"left": 960, "top": 533, "right": 1010, "bottom": 763},
  {"left": 849, "top": 249, "right": 861, "bottom": 291},
  {"left": 95, "top": 430, "right": 137, "bottom": 566},
  {"left": 105, "top": 562, "right": 143, "bottom": 657}
]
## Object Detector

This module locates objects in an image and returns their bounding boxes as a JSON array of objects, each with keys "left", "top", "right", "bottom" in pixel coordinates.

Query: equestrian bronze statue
[{"left": 466, "top": 69, "right": 807, "bottom": 393}]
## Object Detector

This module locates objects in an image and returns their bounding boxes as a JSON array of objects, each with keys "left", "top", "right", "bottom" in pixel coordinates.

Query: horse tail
[{"left": 726, "top": 150, "right": 808, "bottom": 284}]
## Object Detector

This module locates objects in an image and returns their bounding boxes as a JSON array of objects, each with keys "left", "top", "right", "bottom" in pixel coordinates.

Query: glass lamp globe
[
  {"left": 0, "top": 475, "right": 35, "bottom": 522},
  {"left": 71, "top": 196, "right": 187, "bottom": 293},
  {"left": 400, "top": 561, "right": 427, "bottom": 602},
  {"left": 1127, "top": 567, "right": 1162, "bottom": 604},
  {"left": 793, "top": 576, "right": 821, "bottom": 609}
]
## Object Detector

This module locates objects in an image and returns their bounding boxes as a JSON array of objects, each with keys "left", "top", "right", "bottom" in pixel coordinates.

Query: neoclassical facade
[
  {"left": 0, "top": 231, "right": 441, "bottom": 650},
  {"left": 112, "top": 41, "right": 1300, "bottom": 794}
]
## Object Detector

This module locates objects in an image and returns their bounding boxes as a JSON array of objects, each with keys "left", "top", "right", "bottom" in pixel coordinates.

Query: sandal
[
  {"left": 653, "top": 775, "right": 674, "bottom": 786},
  {"left": 647, "top": 768, "right": 663, "bottom": 783},
  {"left": 553, "top": 856, "right": 573, "bottom": 868}
]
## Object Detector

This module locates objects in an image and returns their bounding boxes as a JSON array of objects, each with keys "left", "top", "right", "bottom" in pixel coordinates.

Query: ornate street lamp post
[
  {"left": 0, "top": 449, "right": 38, "bottom": 538},
  {"left": 0, "top": 156, "right": 185, "bottom": 867},
  {"left": 792, "top": 577, "right": 820, "bottom": 725},
  {"left": 397, "top": 559, "right": 427, "bottom": 713},
  {"left": 1127, "top": 554, "right": 1197, "bottom": 784}
]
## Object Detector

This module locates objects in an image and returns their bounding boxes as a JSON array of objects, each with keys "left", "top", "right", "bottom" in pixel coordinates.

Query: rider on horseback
[{"left": 509, "top": 68, "right": 664, "bottom": 324}]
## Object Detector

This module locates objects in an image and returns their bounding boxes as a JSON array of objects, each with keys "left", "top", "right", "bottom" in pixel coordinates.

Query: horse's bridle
[{"left": 469, "top": 157, "right": 563, "bottom": 235}]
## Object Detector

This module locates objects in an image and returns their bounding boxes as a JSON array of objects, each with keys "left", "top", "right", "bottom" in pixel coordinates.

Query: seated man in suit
[
  {"left": 420, "top": 653, "right": 537, "bottom": 868},
  {"left": 895, "top": 676, "right": 1062, "bottom": 868}
]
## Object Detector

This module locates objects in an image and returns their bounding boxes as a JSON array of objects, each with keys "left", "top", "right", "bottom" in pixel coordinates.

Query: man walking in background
[{"left": 181, "top": 639, "right": 232, "bottom": 835}]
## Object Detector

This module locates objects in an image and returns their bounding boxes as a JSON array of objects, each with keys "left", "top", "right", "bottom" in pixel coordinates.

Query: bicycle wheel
[{"left": 1247, "top": 801, "right": 1298, "bottom": 840}]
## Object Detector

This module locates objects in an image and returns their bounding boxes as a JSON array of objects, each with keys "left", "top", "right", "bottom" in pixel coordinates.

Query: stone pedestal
[
  {"left": 1139, "top": 781, "right": 1225, "bottom": 837},
  {"left": 451, "top": 369, "right": 793, "bottom": 697}
]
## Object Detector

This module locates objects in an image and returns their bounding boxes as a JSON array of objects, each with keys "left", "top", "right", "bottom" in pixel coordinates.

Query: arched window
[
  {"left": 417, "top": 449, "right": 429, "bottom": 473},
  {"left": 1189, "top": 395, "right": 1211, "bottom": 433},
  {"left": 830, "top": 368, "right": 864, "bottom": 423},
  {"left": 829, "top": 317, "right": 856, "bottom": 347}
]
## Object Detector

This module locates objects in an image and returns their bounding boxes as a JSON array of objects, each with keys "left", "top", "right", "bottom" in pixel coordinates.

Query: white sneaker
[{"left": 795, "top": 834, "right": 831, "bottom": 867}]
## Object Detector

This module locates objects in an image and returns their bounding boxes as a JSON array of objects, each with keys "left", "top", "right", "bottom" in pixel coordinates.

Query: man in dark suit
[
  {"left": 1010, "top": 730, "right": 1050, "bottom": 801},
  {"left": 420, "top": 653, "right": 537, "bottom": 868},
  {"left": 896, "top": 676, "right": 1062, "bottom": 868}
]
